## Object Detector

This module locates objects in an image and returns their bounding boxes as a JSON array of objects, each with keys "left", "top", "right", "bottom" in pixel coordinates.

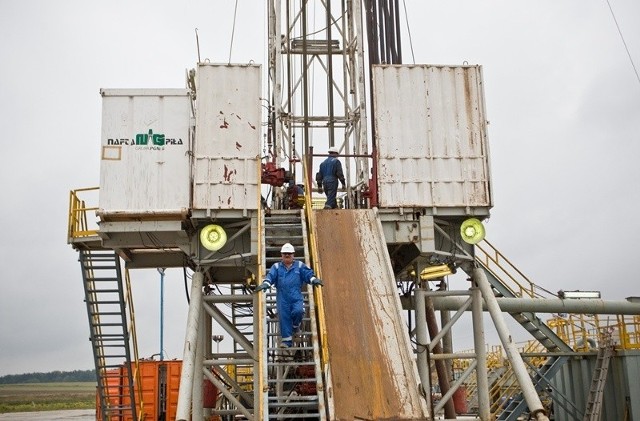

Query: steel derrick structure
[{"left": 267, "top": 0, "right": 369, "bottom": 195}]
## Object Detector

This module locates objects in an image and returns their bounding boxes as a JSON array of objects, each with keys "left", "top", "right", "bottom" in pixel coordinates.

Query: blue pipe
[{"left": 158, "top": 268, "right": 166, "bottom": 361}]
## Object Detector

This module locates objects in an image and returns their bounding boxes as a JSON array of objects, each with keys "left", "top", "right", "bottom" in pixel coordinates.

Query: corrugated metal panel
[
  {"left": 550, "top": 351, "right": 640, "bottom": 420},
  {"left": 98, "top": 89, "right": 191, "bottom": 217},
  {"left": 193, "top": 64, "right": 261, "bottom": 211},
  {"left": 373, "top": 65, "right": 492, "bottom": 212}
]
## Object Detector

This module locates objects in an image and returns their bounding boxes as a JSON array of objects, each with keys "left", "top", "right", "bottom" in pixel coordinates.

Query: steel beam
[{"left": 431, "top": 296, "right": 640, "bottom": 314}]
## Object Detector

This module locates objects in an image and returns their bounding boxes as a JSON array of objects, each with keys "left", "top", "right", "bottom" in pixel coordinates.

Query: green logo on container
[
  {"left": 136, "top": 129, "right": 165, "bottom": 146},
  {"left": 106, "top": 129, "right": 183, "bottom": 149}
]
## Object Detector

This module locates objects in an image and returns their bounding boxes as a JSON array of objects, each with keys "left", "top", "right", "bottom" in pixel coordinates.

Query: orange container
[{"left": 96, "top": 360, "right": 183, "bottom": 421}]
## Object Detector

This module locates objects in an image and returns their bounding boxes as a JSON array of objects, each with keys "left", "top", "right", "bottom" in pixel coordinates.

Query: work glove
[
  {"left": 255, "top": 281, "right": 271, "bottom": 293},
  {"left": 311, "top": 278, "right": 323, "bottom": 287}
]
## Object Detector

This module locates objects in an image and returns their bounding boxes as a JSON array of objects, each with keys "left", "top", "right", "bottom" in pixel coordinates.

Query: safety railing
[
  {"left": 546, "top": 316, "right": 571, "bottom": 344},
  {"left": 124, "top": 268, "right": 145, "bottom": 421},
  {"left": 549, "top": 313, "right": 640, "bottom": 351},
  {"left": 488, "top": 340, "right": 549, "bottom": 418},
  {"left": 617, "top": 315, "right": 640, "bottom": 349},
  {"left": 302, "top": 158, "right": 330, "bottom": 367},
  {"left": 68, "top": 187, "right": 99, "bottom": 240},
  {"left": 489, "top": 345, "right": 506, "bottom": 368},
  {"left": 475, "top": 239, "right": 557, "bottom": 299},
  {"left": 256, "top": 157, "right": 267, "bottom": 419}
]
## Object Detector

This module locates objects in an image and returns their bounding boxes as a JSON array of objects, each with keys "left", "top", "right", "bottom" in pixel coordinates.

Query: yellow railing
[
  {"left": 68, "top": 187, "right": 99, "bottom": 240},
  {"left": 550, "top": 314, "right": 640, "bottom": 351},
  {"left": 618, "top": 315, "right": 640, "bottom": 349},
  {"left": 475, "top": 239, "right": 555, "bottom": 299},
  {"left": 476, "top": 240, "right": 640, "bottom": 350},
  {"left": 124, "top": 268, "right": 145, "bottom": 421},
  {"left": 302, "top": 158, "right": 330, "bottom": 367},
  {"left": 256, "top": 158, "right": 265, "bottom": 418},
  {"left": 487, "top": 340, "right": 550, "bottom": 417},
  {"left": 487, "top": 345, "right": 506, "bottom": 369}
]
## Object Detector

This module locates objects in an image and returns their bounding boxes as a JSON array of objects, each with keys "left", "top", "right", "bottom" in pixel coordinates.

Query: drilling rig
[{"left": 67, "top": 1, "right": 640, "bottom": 421}]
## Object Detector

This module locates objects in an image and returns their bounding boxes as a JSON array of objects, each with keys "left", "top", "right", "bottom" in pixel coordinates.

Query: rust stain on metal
[
  {"left": 222, "top": 165, "right": 236, "bottom": 182},
  {"left": 314, "top": 210, "right": 428, "bottom": 420}
]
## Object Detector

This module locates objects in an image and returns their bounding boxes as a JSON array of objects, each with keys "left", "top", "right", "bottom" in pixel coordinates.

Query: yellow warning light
[
  {"left": 420, "top": 264, "right": 453, "bottom": 280},
  {"left": 460, "top": 218, "right": 485, "bottom": 245},
  {"left": 200, "top": 224, "right": 227, "bottom": 251}
]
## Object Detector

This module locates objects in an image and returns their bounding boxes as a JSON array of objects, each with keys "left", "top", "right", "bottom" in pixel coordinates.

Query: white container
[
  {"left": 373, "top": 65, "right": 492, "bottom": 214},
  {"left": 193, "top": 64, "right": 262, "bottom": 211},
  {"left": 98, "top": 89, "right": 192, "bottom": 219}
]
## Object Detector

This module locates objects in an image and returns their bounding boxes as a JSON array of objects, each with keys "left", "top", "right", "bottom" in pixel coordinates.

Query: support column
[
  {"left": 176, "top": 271, "right": 204, "bottom": 421},
  {"left": 424, "top": 284, "right": 456, "bottom": 419},
  {"left": 472, "top": 282, "right": 490, "bottom": 420},
  {"left": 192, "top": 301, "right": 205, "bottom": 420},
  {"left": 414, "top": 288, "right": 432, "bottom": 415},
  {"left": 473, "top": 268, "right": 549, "bottom": 421},
  {"left": 441, "top": 309, "right": 454, "bottom": 382}
]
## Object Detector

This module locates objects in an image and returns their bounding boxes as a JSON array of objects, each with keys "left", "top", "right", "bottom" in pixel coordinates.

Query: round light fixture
[
  {"left": 200, "top": 224, "right": 227, "bottom": 251},
  {"left": 460, "top": 218, "right": 485, "bottom": 244}
]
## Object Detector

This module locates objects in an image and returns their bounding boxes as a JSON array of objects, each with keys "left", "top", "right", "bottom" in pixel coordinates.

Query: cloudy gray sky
[{"left": 1, "top": 1, "right": 638, "bottom": 376}]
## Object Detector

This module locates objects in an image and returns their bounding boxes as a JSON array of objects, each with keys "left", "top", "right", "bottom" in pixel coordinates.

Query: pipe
[
  {"left": 414, "top": 289, "right": 432, "bottom": 414},
  {"left": 429, "top": 297, "right": 471, "bottom": 351},
  {"left": 204, "top": 369, "right": 254, "bottom": 420},
  {"left": 441, "top": 308, "right": 454, "bottom": 385},
  {"left": 176, "top": 271, "right": 204, "bottom": 421},
  {"left": 430, "top": 296, "right": 640, "bottom": 315},
  {"left": 424, "top": 288, "right": 457, "bottom": 419},
  {"left": 157, "top": 268, "right": 165, "bottom": 361},
  {"left": 472, "top": 284, "right": 490, "bottom": 421},
  {"left": 473, "top": 268, "right": 549, "bottom": 421},
  {"left": 192, "top": 307, "right": 204, "bottom": 420},
  {"left": 203, "top": 301, "right": 255, "bottom": 358}
]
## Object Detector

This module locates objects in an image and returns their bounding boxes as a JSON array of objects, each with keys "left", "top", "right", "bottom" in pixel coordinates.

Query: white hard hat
[
  {"left": 280, "top": 243, "right": 295, "bottom": 253},
  {"left": 328, "top": 146, "right": 339, "bottom": 154}
]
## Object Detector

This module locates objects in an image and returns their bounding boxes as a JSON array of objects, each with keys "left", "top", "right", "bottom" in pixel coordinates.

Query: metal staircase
[
  {"left": 583, "top": 334, "right": 615, "bottom": 421},
  {"left": 475, "top": 240, "right": 574, "bottom": 420},
  {"left": 497, "top": 356, "right": 569, "bottom": 420},
  {"left": 262, "top": 210, "right": 326, "bottom": 419},
  {"left": 79, "top": 249, "right": 137, "bottom": 421}
]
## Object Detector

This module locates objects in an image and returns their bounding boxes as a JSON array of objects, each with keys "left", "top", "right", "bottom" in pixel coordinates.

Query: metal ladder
[
  {"left": 583, "top": 334, "right": 615, "bottom": 421},
  {"left": 79, "top": 249, "right": 137, "bottom": 421},
  {"left": 262, "top": 210, "right": 326, "bottom": 419}
]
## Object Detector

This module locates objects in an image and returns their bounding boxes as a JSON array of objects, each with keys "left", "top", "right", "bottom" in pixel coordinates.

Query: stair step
[
  {"left": 268, "top": 360, "right": 316, "bottom": 366},
  {"left": 268, "top": 377, "right": 317, "bottom": 383},
  {"left": 267, "top": 414, "right": 320, "bottom": 419}
]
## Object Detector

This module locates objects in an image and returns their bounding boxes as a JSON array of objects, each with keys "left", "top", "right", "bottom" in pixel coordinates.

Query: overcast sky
[{"left": 0, "top": 1, "right": 638, "bottom": 377}]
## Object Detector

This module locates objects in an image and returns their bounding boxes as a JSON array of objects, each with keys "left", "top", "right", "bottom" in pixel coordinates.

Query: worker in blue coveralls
[
  {"left": 255, "top": 243, "right": 323, "bottom": 348},
  {"left": 316, "top": 146, "right": 346, "bottom": 209}
]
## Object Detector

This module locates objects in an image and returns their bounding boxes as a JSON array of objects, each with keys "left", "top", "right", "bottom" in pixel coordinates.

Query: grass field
[{"left": 0, "top": 382, "right": 96, "bottom": 413}]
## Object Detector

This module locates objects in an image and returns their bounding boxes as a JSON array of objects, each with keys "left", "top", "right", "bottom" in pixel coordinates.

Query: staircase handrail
[
  {"left": 475, "top": 239, "right": 557, "bottom": 299},
  {"left": 124, "top": 268, "right": 144, "bottom": 421},
  {"left": 256, "top": 158, "right": 267, "bottom": 420},
  {"left": 302, "top": 157, "right": 330, "bottom": 367}
]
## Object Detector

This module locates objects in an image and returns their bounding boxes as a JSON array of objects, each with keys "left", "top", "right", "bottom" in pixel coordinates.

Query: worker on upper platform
[
  {"left": 316, "top": 146, "right": 346, "bottom": 209},
  {"left": 255, "top": 243, "right": 323, "bottom": 348}
]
